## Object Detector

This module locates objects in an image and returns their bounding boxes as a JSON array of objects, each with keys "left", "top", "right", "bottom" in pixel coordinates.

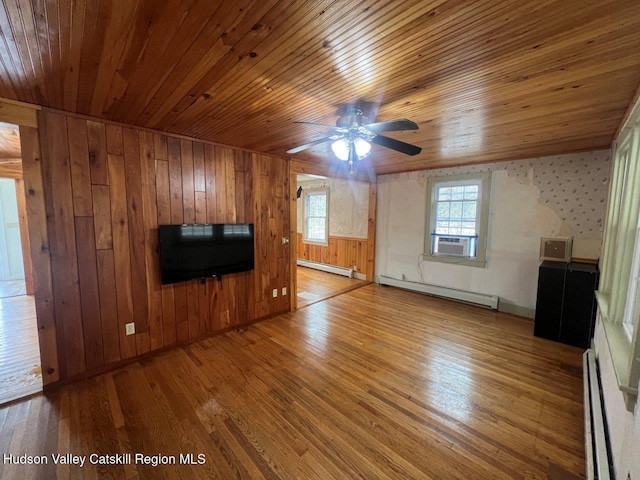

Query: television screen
[{"left": 158, "top": 224, "right": 254, "bottom": 285}]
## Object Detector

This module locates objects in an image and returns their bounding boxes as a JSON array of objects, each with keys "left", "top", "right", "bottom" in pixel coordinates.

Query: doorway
[
  {"left": 295, "top": 173, "right": 372, "bottom": 307},
  {"left": 0, "top": 178, "right": 27, "bottom": 297},
  {"left": 0, "top": 121, "right": 41, "bottom": 405}
]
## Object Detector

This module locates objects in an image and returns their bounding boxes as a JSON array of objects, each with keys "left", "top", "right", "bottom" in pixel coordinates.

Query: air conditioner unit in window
[{"left": 436, "top": 236, "right": 469, "bottom": 257}]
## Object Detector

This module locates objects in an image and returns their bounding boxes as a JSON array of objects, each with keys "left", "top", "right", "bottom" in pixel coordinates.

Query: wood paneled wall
[
  {"left": 22, "top": 111, "right": 289, "bottom": 386},
  {"left": 297, "top": 235, "right": 369, "bottom": 274}
]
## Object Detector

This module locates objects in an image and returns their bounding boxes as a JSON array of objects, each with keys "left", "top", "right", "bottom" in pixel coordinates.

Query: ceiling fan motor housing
[{"left": 336, "top": 108, "right": 369, "bottom": 129}]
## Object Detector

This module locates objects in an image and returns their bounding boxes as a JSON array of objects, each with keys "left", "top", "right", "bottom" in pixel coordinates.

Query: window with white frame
[
  {"left": 303, "top": 188, "right": 329, "bottom": 245},
  {"left": 597, "top": 98, "right": 640, "bottom": 410},
  {"left": 622, "top": 220, "right": 640, "bottom": 342},
  {"left": 424, "top": 172, "right": 491, "bottom": 267}
]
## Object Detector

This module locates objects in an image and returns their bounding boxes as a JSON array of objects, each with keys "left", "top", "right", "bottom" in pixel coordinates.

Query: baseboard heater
[
  {"left": 583, "top": 349, "right": 612, "bottom": 480},
  {"left": 379, "top": 275, "right": 499, "bottom": 310},
  {"left": 297, "top": 259, "right": 353, "bottom": 278}
]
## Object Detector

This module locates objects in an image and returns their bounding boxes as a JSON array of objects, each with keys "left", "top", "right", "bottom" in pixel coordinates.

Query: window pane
[
  {"left": 464, "top": 185, "right": 478, "bottom": 200},
  {"left": 308, "top": 194, "right": 326, "bottom": 217},
  {"left": 450, "top": 202, "right": 463, "bottom": 219},
  {"left": 462, "top": 202, "right": 477, "bottom": 219},
  {"left": 446, "top": 221, "right": 461, "bottom": 234},
  {"left": 462, "top": 221, "right": 476, "bottom": 231},
  {"left": 438, "top": 187, "right": 451, "bottom": 201},
  {"left": 436, "top": 202, "right": 450, "bottom": 219},
  {"left": 451, "top": 186, "right": 464, "bottom": 200},
  {"left": 461, "top": 220, "right": 476, "bottom": 236},
  {"left": 436, "top": 221, "right": 449, "bottom": 233},
  {"left": 307, "top": 218, "right": 326, "bottom": 240}
]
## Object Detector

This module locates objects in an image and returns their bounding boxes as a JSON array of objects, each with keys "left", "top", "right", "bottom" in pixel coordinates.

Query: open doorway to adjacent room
[
  {"left": 0, "top": 121, "right": 41, "bottom": 405},
  {"left": 295, "top": 173, "right": 373, "bottom": 307}
]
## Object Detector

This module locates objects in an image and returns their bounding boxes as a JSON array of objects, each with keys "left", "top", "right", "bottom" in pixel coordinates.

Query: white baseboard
[
  {"left": 379, "top": 275, "right": 499, "bottom": 310},
  {"left": 297, "top": 259, "right": 354, "bottom": 278}
]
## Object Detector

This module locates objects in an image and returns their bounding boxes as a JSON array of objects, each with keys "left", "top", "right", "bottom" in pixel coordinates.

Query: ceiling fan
[{"left": 286, "top": 108, "right": 422, "bottom": 173}]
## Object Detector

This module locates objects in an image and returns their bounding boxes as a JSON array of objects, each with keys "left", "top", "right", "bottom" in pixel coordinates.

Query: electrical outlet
[
  {"left": 125, "top": 322, "right": 135, "bottom": 335},
  {"left": 272, "top": 288, "right": 278, "bottom": 298},
  {"left": 282, "top": 287, "right": 287, "bottom": 296}
]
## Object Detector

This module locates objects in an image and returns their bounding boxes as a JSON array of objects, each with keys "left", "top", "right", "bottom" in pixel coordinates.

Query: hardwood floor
[
  {"left": 0, "top": 280, "right": 26, "bottom": 298},
  {"left": 0, "top": 285, "right": 585, "bottom": 479},
  {"left": 0, "top": 295, "right": 41, "bottom": 406},
  {"left": 296, "top": 266, "right": 365, "bottom": 308}
]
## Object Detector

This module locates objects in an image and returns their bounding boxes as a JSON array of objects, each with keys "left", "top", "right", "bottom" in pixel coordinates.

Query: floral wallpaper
[{"left": 378, "top": 149, "right": 610, "bottom": 239}]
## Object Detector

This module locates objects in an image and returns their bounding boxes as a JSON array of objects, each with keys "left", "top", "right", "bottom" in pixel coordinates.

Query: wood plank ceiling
[
  {"left": 1, "top": 0, "right": 639, "bottom": 174},
  {"left": 0, "top": 123, "right": 20, "bottom": 158},
  {"left": 0, "top": 123, "right": 22, "bottom": 177}
]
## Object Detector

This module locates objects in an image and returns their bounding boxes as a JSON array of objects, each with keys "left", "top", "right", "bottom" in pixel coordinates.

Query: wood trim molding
[
  {"left": 289, "top": 171, "right": 298, "bottom": 311},
  {"left": 366, "top": 183, "right": 377, "bottom": 282},
  {"left": 0, "top": 163, "right": 23, "bottom": 179},
  {"left": 0, "top": 98, "right": 39, "bottom": 128},
  {"left": 19, "top": 124, "right": 60, "bottom": 385},
  {"left": 615, "top": 80, "right": 640, "bottom": 140}
]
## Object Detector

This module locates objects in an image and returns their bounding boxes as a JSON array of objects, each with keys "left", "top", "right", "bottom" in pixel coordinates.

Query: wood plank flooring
[
  {"left": 0, "top": 285, "right": 585, "bottom": 479},
  {"left": 296, "top": 266, "right": 365, "bottom": 308},
  {"left": 0, "top": 280, "right": 27, "bottom": 298},
  {"left": 0, "top": 295, "right": 41, "bottom": 406}
]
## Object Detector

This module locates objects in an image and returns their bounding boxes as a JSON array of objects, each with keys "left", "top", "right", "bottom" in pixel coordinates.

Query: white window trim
[
  {"left": 597, "top": 98, "right": 640, "bottom": 411},
  {"left": 622, "top": 216, "right": 640, "bottom": 342},
  {"left": 423, "top": 172, "right": 491, "bottom": 267},
  {"left": 302, "top": 188, "right": 329, "bottom": 246}
]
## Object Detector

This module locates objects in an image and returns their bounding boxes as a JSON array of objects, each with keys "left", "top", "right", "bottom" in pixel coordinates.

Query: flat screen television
[{"left": 158, "top": 224, "right": 254, "bottom": 285}]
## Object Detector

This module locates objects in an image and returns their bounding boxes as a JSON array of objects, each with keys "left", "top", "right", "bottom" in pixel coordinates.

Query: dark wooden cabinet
[{"left": 534, "top": 261, "right": 599, "bottom": 348}]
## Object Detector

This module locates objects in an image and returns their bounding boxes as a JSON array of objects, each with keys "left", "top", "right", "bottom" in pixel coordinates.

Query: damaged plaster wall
[
  {"left": 375, "top": 149, "right": 610, "bottom": 315},
  {"left": 297, "top": 177, "right": 369, "bottom": 239}
]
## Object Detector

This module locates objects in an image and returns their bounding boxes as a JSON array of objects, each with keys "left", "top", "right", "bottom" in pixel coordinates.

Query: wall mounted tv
[{"left": 158, "top": 224, "right": 254, "bottom": 285}]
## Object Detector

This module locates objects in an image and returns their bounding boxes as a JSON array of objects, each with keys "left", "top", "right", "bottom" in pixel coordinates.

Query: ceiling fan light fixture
[
  {"left": 354, "top": 137, "right": 371, "bottom": 158},
  {"left": 331, "top": 137, "right": 371, "bottom": 161},
  {"left": 331, "top": 138, "right": 350, "bottom": 161}
]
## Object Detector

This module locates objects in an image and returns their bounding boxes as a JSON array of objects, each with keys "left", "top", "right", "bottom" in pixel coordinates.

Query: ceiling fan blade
[
  {"left": 371, "top": 134, "right": 422, "bottom": 156},
  {"left": 294, "top": 121, "right": 338, "bottom": 128},
  {"left": 286, "top": 136, "right": 336, "bottom": 154},
  {"left": 365, "top": 119, "right": 419, "bottom": 133}
]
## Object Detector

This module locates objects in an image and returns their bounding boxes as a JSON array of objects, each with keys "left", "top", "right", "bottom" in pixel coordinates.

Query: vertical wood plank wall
[
  {"left": 296, "top": 235, "right": 369, "bottom": 274},
  {"left": 26, "top": 111, "right": 290, "bottom": 386}
]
